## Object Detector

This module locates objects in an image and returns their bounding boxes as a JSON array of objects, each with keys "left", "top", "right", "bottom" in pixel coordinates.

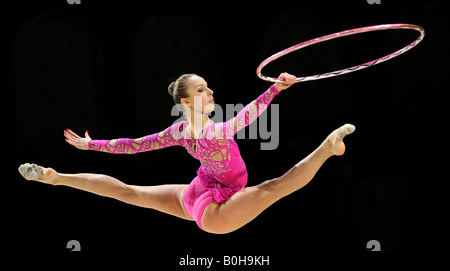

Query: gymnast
[{"left": 18, "top": 72, "right": 355, "bottom": 234}]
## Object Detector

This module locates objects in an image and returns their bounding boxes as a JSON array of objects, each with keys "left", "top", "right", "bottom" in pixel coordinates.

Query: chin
[{"left": 204, "top": 104, "right": 215, "bottom": 114}]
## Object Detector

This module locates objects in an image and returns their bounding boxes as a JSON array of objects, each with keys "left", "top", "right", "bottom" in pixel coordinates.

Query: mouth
[{"left": 209, "top": 99, "right": 215, "bottom": 103}]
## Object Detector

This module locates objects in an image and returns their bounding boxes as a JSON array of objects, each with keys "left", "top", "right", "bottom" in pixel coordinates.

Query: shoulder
[
  {"left": 167, "top": 120, "right": 188, "bottom": 132},
  {"left": 159, "top": 120, "right": 189, "bottom": 139}
]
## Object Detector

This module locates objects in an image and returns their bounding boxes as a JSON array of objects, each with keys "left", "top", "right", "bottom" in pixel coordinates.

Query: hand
[
  {"left": 274, "top": 72, "right": 297, "bottom": 91},
  {"left": 64, "top": 129, "right": 91, "bottom": 150}
]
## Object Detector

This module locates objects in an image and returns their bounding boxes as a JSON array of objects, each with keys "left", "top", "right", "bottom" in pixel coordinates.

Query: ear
[{"left": 181, "top": 98, "right": 191, "bottom": 107}]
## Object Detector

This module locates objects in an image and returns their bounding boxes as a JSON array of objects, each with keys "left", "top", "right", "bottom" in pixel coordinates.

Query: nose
[{"left": 208, "top": 89, "right": 214, "bottom": 96}]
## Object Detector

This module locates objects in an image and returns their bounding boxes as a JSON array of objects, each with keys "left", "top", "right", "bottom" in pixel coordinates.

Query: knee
[{"left": 114, "top": 184, "right": 140, "bottom": 204}]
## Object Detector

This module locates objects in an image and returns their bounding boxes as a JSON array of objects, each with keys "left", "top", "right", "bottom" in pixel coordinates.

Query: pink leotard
[{"left": 88, "top": 84, "right": 281, "bottom": 230}]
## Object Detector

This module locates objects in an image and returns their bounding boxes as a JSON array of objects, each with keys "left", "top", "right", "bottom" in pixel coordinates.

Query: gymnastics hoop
[{"left": 256, "top": 23, "right": 425, "bottom": 83}]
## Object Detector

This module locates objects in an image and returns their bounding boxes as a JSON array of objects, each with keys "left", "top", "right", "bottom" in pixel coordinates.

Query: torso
[{"left": 179, "top": 120, "right": 247, "bottom": 182}]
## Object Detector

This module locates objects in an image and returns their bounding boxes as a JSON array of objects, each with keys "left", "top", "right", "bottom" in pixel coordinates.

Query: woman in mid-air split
[{"left": 19, "top": 72, "right": 355, "bottom": 234}]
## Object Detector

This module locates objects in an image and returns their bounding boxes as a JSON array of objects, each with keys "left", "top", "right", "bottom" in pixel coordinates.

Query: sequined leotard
[{"left": 88, "top": 84, "right": 281, "bottom": 229}]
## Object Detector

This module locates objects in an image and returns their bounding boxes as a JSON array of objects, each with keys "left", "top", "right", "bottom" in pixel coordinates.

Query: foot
[
  {"left": 327, "top": 124, "right": 356, "bottom": 156},
  {"left": 18, "top": 163, "right": 58, "bottom": 184}
]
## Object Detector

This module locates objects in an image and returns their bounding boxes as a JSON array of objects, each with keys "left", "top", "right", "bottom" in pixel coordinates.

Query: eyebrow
[{"left": 194, "top": 83, "right": 208, "bottom": 89}]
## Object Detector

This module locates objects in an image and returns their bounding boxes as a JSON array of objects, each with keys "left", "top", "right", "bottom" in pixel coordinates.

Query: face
[{"left": 181, "top": 75, "right": 215, "bottom": 115}]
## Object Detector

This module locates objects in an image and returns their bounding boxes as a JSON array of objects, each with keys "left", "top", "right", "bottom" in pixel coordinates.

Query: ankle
[
  {"left": 321, "top": 136, "right": 335, "bottom": 158},
  {"left": 49, "top": 174, "right": 62, "bottom": 186}
]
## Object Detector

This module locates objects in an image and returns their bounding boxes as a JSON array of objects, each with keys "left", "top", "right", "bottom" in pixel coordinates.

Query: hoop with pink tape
[{"left": 256, "top": 23, "right": 425, "bottom": 83}]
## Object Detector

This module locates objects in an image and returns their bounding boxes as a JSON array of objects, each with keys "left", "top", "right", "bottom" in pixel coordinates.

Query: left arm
[{"left": 64, "top": 122, "right": 183, "bottom": 154}]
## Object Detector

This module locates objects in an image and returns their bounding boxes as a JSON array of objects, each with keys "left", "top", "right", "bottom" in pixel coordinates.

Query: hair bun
[{"left": 168, "top": 81, "right": 176, "bottom": 97}]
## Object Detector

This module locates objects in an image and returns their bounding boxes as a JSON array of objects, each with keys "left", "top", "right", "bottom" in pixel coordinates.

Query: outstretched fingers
[
  {"left": 64, "top": 129, "right": 79, "bottom": 145},
  {"left": 64, "top": 129, "right": 91, "bottom": 150},
  {"left": 64, "top": 129, "right": 79, "bottom": 140}
]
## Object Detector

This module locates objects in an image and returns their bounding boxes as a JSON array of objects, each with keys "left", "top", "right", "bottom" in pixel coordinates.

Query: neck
[{"left": 186, "top": 110, "right": 211, "bottom": 138}]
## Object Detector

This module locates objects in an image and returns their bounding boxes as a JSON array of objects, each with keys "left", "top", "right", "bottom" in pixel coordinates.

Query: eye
[{"left": 198, "top": 88, "right": 204, "bottom": 92}]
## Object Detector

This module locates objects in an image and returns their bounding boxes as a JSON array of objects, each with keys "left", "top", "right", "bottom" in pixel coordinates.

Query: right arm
[
  {"left": 213, "top": 73, "right": 297, "bottom": 139},
  {"left": 64, "top": 123, "right": 182, "bottom": 154}
]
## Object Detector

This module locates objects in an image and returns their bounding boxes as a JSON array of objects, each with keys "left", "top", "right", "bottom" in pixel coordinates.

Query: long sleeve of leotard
[
  {"left": 88, "top": 122, "right": 183, "bottom": 154},
  {"left": 220, "top": 84, "right": 281, "bottom": 138}
]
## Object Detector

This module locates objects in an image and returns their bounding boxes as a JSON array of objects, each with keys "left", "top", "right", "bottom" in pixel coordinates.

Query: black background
[{"left": 4, "top": 0, "right": 449, "bottom": 253}]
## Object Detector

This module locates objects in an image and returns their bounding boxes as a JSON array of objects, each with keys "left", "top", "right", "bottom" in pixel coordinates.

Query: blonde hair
[{"left": 168, "top": 74, "right": 197, "bottom": 115}]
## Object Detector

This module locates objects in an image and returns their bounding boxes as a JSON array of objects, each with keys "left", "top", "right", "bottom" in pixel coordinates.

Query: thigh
[
  {"left": 127, "top": 184, "right": 194, "bottom": 221},
  {"left": 202, "top": 178, "right": 282, "bottom": 234}
]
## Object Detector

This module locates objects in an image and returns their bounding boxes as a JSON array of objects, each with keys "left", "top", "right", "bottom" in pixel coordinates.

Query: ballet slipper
[
  {"left": 18, "top": 163, "right": 56, "bottom": 182},
  {"left": 333, "top": 124, "right": 356, "bottom": 156}
]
